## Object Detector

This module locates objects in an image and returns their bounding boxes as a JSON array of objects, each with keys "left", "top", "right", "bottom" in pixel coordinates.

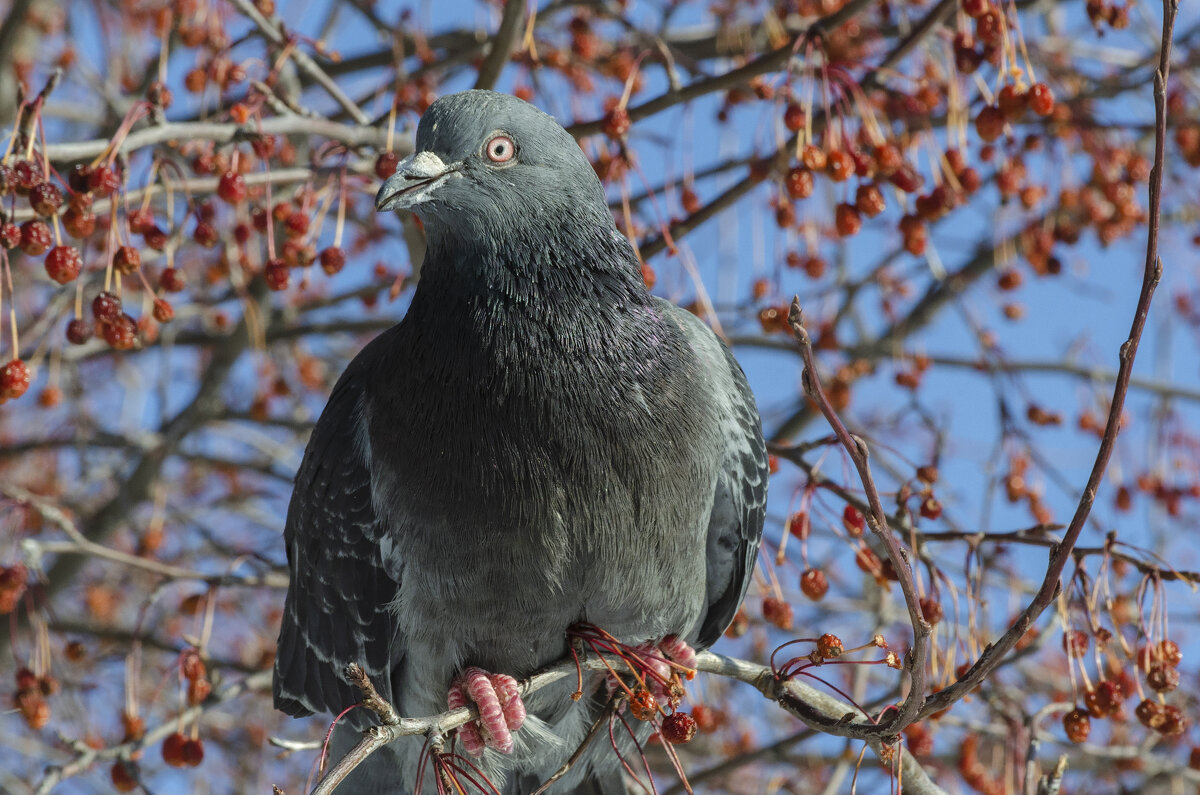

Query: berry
[
  {"left": 835, "top": 203, "right": 861, "bottom": 237},
  {"left": 374, "top": 152, "right": 399, "bottom": 179},
  {"left": 0, "top": 222, "right": 20, "bottom": 249},
  {"left": 110, "top": 761, "right": 138, "bottom": 792},
  {"left": 44, "top": 246, "right": 82, "bottom": 284},
  {"left": 680, "top": 187, "right": 700, "bottom": 214},
  {"left": 783, "top": 102, "right": 806, "bottom": 132},
  {"left": 816, "top": 633, "right": 843, "bottom": 659},
  {"left": 1, "top": 360, "right": 31, "bottom": 399},
  {"left": 89, "top": 165, "right": 120, "bottom": 197},
  {"left": 919, "top": 496, "right": 942, "bottom": 519},
  {"left": 127, "top": 208, "right": 155, "bottom": 234},
  {"left": 284, "top": 210, "right": 309, "bottom": 238},
  {"left": 102, "top": 313, "right": 137, "bottom": 350},
  {"left": 181, "top": 737, "right": 205, "bottom": 767},
  {"left": 762, "top": 596, "right": 793, "bottom": 629},
  {"left": 962, "top": 0, "right": 988, "bottom": 17},
  {"left": 319, "top": 246, "right": 347, "bottom": 275},
  {"left": 152, "top": 299, "right": 174, "bottom": 323},
  {"left": 19, "top": 220, "right": 52, "bottom": 256},
  {"left": 62, "top": 206, "right": 96, "bottom": 238},
  {"left": 975, "top": 105, "right": 1006, "bottom": 143},
  {"left": 1146, "top": 663, "right": 1180, "bottom": 693},
  {"left": 92, "top": 291, "right": 122, "bottom": 322},
  {"left": 855, "top": 183, "right": 886, "bottom": 217},
  {"left": 29, "top": 182, "right": 64, "bottom": 217},
  {"left": 827, "top": 151, "right": 855, "bottom": 182},
  {"left": 997, "top": 84, "right": 1027, "bottom": 119},
  {"left": 162, "top": 732, "right": 188, "bottom": 767},
  {"left": 113, "top": 245, "right": 141, "bottom": 275},
  {"left": 217, "top": 171, "right": 247, "bottom": 204},
  {"left": 159, "top": 267, "right": 186, "bottom": 293},
  {"left": 1028, "top": 83, "right": 1055, "bottom": 116},
  {"left": 1135, "top": 698, "right": 1165, "bottom": 730},
  {"left": 1062, "top": 708, "right": 1091, "bottom": 743},
  {"left": 12, "top": 160, "right": 38, "bottom": 193},
  {"left": 784, "top": 167, "right": 814, "bottom": 200},
  {"left": 193, "top": 221, "right": 218, "bottom": 248},
  {"left": 66, "top": 319, "right": 92, "bottom": 345},
  {"left": 787, "top": 511, "right": 809, "bottom": 540},
  {"left": 264, "top": 258, "right": 290, "bottom": 291},
  {"left": 142, "top": 226, "right": 167, "bottom": 251},
  {"left": 800, "top": 568, "right": 828, "bottom": 601},
  {"left": 842, "top": 505, "right": 865, "bottom": 536},
  {"left": 1062, "top": 629, "right": 1089, "bottom": 658},
  {"left": 661, "top": 712, "right": 697, "bottom": 744},
  {"left": 602, "top": 107, "right": 631, "bottom": 140}
]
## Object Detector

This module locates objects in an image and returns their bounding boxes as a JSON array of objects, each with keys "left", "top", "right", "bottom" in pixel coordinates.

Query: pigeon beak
[{"left": 376, "top": 151, "right": 459, "bottom": 212}]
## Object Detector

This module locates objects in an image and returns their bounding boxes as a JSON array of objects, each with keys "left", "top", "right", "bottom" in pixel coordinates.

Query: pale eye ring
[{"left": 485, "top": 134, "right": 516, "bottom": 163}]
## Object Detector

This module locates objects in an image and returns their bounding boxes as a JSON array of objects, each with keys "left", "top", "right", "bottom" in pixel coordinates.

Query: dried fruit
[
  {"left": 1, "top": 360, "right": 32, "bottom": 400},
  {"left": 217, "top": 171, "right": 247, "bottom": 204},
  {"left": 319, "top": 246, "right": 347, "bottom": 275},
  {"left": 264, "top": 258, "right": 290, "bottom": 291},
  {"left": 629, "top": 689, "right": 657, "bottom": 721},
  {"left": 800, "top": 568, "right": 828, "bottom": 601},
  {"left": 162, "top": 732, "right": 188, "bottom": 767},
  {"left": 1063, "top": 708, "right": 1091, "bottom": 743},
  {"left": 44, "top": 246, "right": 83, "bottom": 284},
  {"left": 19, "top": 220, "right": 52, "bottom": 256},
  {"left": 816, "top": 633, "right": 843, "bottom": 659},
  {"left": 661, "top": 712, "right": 697, "bottom": 744}
]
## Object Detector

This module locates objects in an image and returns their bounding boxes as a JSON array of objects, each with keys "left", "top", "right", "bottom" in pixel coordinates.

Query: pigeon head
[{"left": 376, "top": 90, "right": 613, "bottom": 248}]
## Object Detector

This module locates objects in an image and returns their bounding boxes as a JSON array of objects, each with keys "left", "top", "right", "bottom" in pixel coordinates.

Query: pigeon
[{"left": 273, "top": 89, "right": 767, "bottom": 794}]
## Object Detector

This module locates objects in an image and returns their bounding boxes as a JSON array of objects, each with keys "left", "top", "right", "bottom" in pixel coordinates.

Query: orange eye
[{"left": 485, "top": 134, "right": 516, "bottom": 163}]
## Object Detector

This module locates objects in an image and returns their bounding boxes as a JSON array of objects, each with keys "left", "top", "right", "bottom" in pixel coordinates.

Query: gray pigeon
[{"left": 273, "top": 90, "right": 767, "bottom": 793}]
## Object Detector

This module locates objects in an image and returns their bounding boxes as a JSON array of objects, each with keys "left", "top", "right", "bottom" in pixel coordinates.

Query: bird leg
[{"left": 447, "top": 666, "right": 527, "bottom": 755}]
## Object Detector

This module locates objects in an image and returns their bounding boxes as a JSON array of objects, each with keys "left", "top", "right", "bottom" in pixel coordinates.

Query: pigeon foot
[{"left": 447, "top": 666, "right": 526, "bottom": 755}]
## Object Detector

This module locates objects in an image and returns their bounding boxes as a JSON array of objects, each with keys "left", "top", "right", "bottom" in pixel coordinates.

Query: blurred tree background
[{"left": 0, "top": 0, "right": 1197, "bottom": 792}]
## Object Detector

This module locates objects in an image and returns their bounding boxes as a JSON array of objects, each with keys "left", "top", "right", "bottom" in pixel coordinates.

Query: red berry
[
  {"left": 919, "top": 496, "right": 943, "bottom": 519},
  {"left": 784, "top": 167, "right": 814, "bottom": 200},
  {"left": 661, "top": 712, "right": 697, "bottom": 744},
  {"left": 142, "top": 226, "right": 167, "bottom": 251},
  {"left": 787, "top": 511, "right": 809, "bottom": 540},
  {"left": 975, "top": 105, "right": 1006, "bottom": 143},
  {"left": 29, "top": 182, "right": 64, "bottom": 217},
  {"left": 217, "top": 171, "right": 247, "bottom": 204},
  {"left": 1146, "top": 663, "right": 1180, "bottom": 693},
  {"left": 110, "top": 761, "right": 138, "bottom": 792},
  {"left": 193, "top": 221, "right": 218, "bottom": 248},
  {"left": 827, "top": 151, "right": 855, "bottom": 182},
  {"left": 835, "top": 203, "right": 861, "bottom": 237},
  {"left": 603, "top": 107, "right": 631, "bottom": 140},
  {"left": 89, "top": 165, "right": 120, "bottom": 197},
  {"left": 762, "top": 596, "right": 793, "bottom": 629},
  {"left": 92, "top": 291, "right": 122, "bottom": 322},
  {"left": 159, "top": 267, "right": 186, "bottom": 293},
  {"left": 153, "top": 299, "right": 174, "bottom": 323},
  {"left": 264, "top": 258, "right": 290, "bottom": 291},
  {"left": 162, "top": 732, "right": 188, "bottom": 767},
  {"left": 0, "top": 222, "right": 20, "bottom": 249},
  {"left": 782, "top": 102, "right": 805, "bottom": 132},
  {"left": 919, "top": 596, "right": 944, "bottom": 624},
  {"left": 1063, "top": 708, "right": 1091, "bottom": 743},
  {"left": 374, "top": 152, "right": 399, "bottom": 179},
  {"left": 975, "top": 6, "right": 1004, "bottom": 47},
  {"left": 113, "top": 246, "right": 141, "bottom": 275},
  {"left": 842, "top": 505, "right": 866, "bottom": 536},
  {"left": 962, "top": 0, "right": 988, "bottom": 17},
  {"left": 44, "top": 246, "right": 83, "bottom": 284},
  {"left": 680, "top": 187, "right": 701, "bottom": 214},
  {"left": 997, "top": 84, "right": 1028, "bottom": 120},
  {"left": 284, "top": 211, "right": 309, "bottom": 238},
  {"left": 102, "top": 313, "right": 138, "bottom": 350},
  {"left": 68, "top": 164, "right": 94, "bottom": 193},
  {"left": 181, "top": 737, "right": 205, "bottom": 767},
  {"left": 1, "top": 360, "right": 31, "bottom": 399},
  {"left": 1136, "top": 698, "right": 1165, "bottom": 729},
  {"left": 127, "top": 208, "right": 155, "bottom": 234},
  {"left": 855, "top": 183, "right": 886, "bottom": 217},
  {"left": 888, "top": 162, "right": 924, "bottom": 193},
  {"left": 816, "top": 633, "right": 843, "bottom": 658},
  {"left": 12, "top": 161, "right": 38, "bottom": 194},
  {"left": 1028, "top": 83, "right": 1055, "bottom": 116},
  {"left": 62, "top": 206, "right": 96, "bottom": 238},
  {"left": 19, "top": 220, "right": 52, "bottom": 256},
  {"left": 800, "top": 568, "right": 828, "bottom": 601},
  {"left": 66, "top": 319, "right": 92, "bottom": 345},
  {"left": 319, "top": 246, "right": 347, "bottom": 275}
]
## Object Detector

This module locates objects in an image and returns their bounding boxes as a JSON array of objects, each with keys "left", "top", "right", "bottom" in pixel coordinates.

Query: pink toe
[
  {"left": 491, "top": 674, "right": 526, "bottom": 730},
  {"left": 462, "top": 667, "right": 515, "bottom": 754},
  {"left": 660, "top": 635, "right": 697, "bottom": 669}
]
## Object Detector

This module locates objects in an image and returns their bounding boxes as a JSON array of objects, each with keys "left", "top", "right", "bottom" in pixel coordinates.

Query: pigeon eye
[{"left": 484, "top": 134, "right": 516, "bottom": 164}]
